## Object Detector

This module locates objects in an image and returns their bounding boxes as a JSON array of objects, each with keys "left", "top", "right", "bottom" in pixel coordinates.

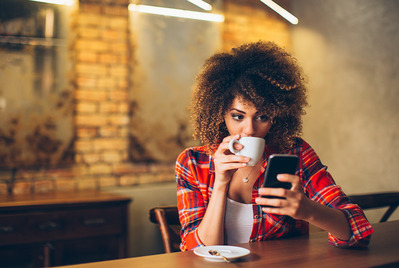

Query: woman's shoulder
[
  {"left": 177, "top": 145, "right": 210, "bottom": 163},
  {"left": 287, "top": 138, "right": 318, "bottom": 157}
]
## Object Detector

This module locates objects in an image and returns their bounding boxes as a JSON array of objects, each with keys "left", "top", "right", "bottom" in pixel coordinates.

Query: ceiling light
[
  {"left": 186, "top": 0, "right": 212, "bottom": 11},
  {"left": 260, "top": 0, "right": 298, "bottom": 25},
  {"left": 30, "top": 0, "right": 74, "bottom": 6},
  {"left": 129, "top": 4, "right": 224, "bottom": 22}
]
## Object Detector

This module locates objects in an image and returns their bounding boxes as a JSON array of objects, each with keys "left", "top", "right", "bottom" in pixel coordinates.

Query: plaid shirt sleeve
[
  {"left": 299, "top": 140, "right": 374, "bottom": 247},
  {"left": 175, "top": 147, "right": 210, "bottom": 251}
]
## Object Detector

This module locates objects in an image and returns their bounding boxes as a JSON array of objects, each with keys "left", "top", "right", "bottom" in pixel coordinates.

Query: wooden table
[{"left": 60, "top": 220, "right": 399, "bottom": 268}]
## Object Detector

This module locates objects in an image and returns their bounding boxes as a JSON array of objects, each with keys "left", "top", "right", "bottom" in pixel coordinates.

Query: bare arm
[
  {"left": 256, "top": 174, "right": 351, "bottom": 240},
  {"left": 197, "top": 135, "right": 249, "bottom": 245},
  {"left": 197, "top": 180, "right": 229, "bottom": 245}
]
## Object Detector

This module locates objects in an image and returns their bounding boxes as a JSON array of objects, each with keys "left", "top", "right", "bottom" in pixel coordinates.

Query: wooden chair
[
  {"left": 149, "top": 206, "right": 181, "bottom": 253},
  {"left": 348, "top": 192, "right": 399, "bottom": 222}
]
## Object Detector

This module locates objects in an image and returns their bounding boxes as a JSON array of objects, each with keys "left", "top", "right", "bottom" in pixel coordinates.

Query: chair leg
[
  {"left": 154, "top": 209, "right": 173, "bottom": 253},
  {"left": 380, "top": 205, "right": 398, "bottom": 222}
]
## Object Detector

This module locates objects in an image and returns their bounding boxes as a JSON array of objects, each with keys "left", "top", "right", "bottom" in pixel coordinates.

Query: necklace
[
  {"left": 238, "top": 166, "right": 256, "bottom": 183},
  {"left": 237, "top": 158, "right": 265, "bottom": 183}
]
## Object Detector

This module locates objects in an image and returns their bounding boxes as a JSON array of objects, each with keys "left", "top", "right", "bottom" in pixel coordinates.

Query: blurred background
[{"left": 1, "top": 0, "right": 398, "bottom": 259}]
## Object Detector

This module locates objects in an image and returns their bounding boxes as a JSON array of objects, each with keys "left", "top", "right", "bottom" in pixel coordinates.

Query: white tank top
[{"left": 225, "top": 197, "right": 253, "bottom": 245}]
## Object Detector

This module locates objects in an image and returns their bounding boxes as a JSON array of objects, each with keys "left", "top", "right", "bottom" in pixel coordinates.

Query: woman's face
[{"left": 224, "top": 97, "right": 272, "bottom": 138}]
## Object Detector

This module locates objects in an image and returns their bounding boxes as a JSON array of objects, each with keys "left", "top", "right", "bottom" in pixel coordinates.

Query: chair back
[
  {"left": 348, "top": 192, "right": 399, "bottom": 222},
  {"left": 149, "top": 206, "right": 181, "bottom": 253}
]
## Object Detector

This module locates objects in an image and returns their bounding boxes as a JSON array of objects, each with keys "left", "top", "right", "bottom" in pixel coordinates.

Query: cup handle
[{"left": 229, "top": 138, "right": 240, "bottom": 154}]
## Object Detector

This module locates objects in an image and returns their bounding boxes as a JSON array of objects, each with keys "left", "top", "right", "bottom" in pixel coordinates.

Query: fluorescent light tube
[
  {"left": 260, "top": 0, "right": 298, "bottom": 25},
  {"left": 186, "top": 0, "right": 212, "bottom": 11},
  {"left": 30, "top": 0, "right": 74, "bottom": 6},
  {"left": 129, "top": 4, "right": 224, "bottom": 22}
]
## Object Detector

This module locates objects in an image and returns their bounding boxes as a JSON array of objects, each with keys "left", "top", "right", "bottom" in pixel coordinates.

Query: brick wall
[
  {"left": 73, "top": 0, "right": 131, "bottom": 190},
  {"left": 223, "top": 0, "right": 292, "bottom": 51},
  {"left": 1, "top": 0, "right": 292, "bottom": 195}
]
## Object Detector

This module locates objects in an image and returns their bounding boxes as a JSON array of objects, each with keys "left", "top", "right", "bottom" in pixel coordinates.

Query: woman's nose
[{"left": 242, "top": 119, "right": 256, "bottom": 136}]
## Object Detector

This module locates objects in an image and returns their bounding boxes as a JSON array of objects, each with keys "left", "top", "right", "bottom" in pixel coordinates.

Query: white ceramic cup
[{"left": 228, "top": 137, "right": 265, "bottom": 166}]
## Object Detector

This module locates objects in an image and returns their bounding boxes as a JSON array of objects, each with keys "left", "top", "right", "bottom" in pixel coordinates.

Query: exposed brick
[
  {"left": 110, "top": 42, "right": 128, "bottom": 54},
  {"left": 77, "top": 177, "right": 98, "bottom": 190},
  {"left": 76, "top": 127, "right": 98, "bottom": 138},
  {"left": 75, "top": 140, "right": 94, "bottom": 152},
  {"left": 76, "top": 76, "right": 97, "bottom": 87},
  {"left": 97, "top": 77, "right": 117, "bottom": 89},
  {"left": 77, "top": 26, "right": 102, "bottom": 39},
  {"left": 33, "top": 179, "right": 55, "bottom": 193},
  {"left": 89, "top": 163, "right": 112, "bottom": 175},
  {"left": 78, "top": 13, "right": 104, "bottom": 27},
  {"left": 102, "top": 150, "right": 123, "bottom": 163},
  {"left": 83, "top": 153, "right": 101, "bottom": 164},
  {"left": 102, "top": 29, "right": 127, "bottom": 42},
  {"left": 55, "top": 178, "right": 76, "bottom": 192},
  {"left": 99, "top": 126, "right": 118, "bottom": 137},
  {"left": 99, "top": 102, "right": 118, "bottom": 113},
  {"left": 0, "top": 182, "right": 8, "bottom": 195},
  {"left": 93, "top": 138, "right": 128, "bottom": 151},
  {"left": 108, "top": 90, "right": 128, "bottom": 101},
  {"left": 76, "top": 63, "right": 108, "bottom": 76},
  {"left": 109, "top": 65, "right": 129, "bottom": 78},
  {"left": 119, "top": 174, "right": 140, "bottom": 186},
  {"left": 12, "top": 181, "right": 31, "bottom": 195},
  {"left": 75, "top": 114, "right": 107, "bottom": 126},
  {"left": 107, "top": 115, "right": 129, "bottom": 126},
  {"left": 76, "top": 102, "right": 97, "bottom": 113},
  {"left": 118, "top": 126, "right": 129, "bottom": 137},
  {"left": 58, "top": 0, "right": 292, "bottom": 194},
  {"left": 118, "top": 103, "right": 129, "bottom": 113},
  {"left": 112, "top": 163, "right": 149, "bottom": 175},
  {"left": 149, "top": 163, "right": 175, "bottom": 174},
  {"left": 75, "top": 90, "right": 107, "bottom": 102},
  {"left": 76, "top": 51, "right": 98, "bottom": 63},
  {"left": 99, "top": 176, "right": 119, "bottom": 188},
  {"left": 108, "top": 17, "right": 127, "bottom": 29},
  {"left": 103, "top": 5, "right": 128, "bottom": 16},
  {"left": 99, "top": 53, "right": 120, "bottom": 64}
]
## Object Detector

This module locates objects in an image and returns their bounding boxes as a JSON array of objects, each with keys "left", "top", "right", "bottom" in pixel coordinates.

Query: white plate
[{"left": 194, "top": 245, "right": 250, "bottom": 262}]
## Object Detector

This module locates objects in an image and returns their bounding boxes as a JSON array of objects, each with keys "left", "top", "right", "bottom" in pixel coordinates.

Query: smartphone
[{"left": 262, "top": 154, "right": 299, "bottom": 191}]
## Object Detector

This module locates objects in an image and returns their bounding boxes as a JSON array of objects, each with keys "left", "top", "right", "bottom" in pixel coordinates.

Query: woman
[{"left": 175, "top": 41, "right": 373, "bottom": 251}]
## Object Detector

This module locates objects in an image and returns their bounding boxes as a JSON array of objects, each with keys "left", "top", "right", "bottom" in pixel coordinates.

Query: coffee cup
[{"left": 228, "top": 137, "right": 265, "bottom": 166}]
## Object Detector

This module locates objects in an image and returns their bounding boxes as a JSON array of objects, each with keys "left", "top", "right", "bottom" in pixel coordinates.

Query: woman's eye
[
  {"left": 232, "top": 114, "right": 244, "bottom": 120},
  {"left": 257, "top": 115, "right": 269, "bottom": 122}
]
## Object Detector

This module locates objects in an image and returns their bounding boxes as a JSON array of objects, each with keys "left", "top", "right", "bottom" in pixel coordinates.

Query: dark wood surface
[
  {"left": 59, "top": 220, "right": 399, "bottom": 268},
  {"left": 0, "top": 190, "right": 131, "bottom": 211},
  {"left": 0, "top": 191, "right": 131, "bottom": 267}
]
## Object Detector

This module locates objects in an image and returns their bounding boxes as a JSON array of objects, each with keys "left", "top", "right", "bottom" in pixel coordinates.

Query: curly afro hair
[{"left": 189, "top": 41, "right": 308, "bottom": 153}]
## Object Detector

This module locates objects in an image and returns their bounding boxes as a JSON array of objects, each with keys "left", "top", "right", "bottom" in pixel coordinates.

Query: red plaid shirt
[{"left": 176, "top": 138, "right": 374, "bottom": 251}]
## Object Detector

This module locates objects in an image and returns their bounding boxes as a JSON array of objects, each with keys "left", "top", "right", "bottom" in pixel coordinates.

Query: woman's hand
[
  {"left": 255, "top": 174, "right": 314, "bottom": 221},
  {"left": 213, "top": 134, "right": 250, "bottom": 185},
  {"left": 256, "top": 174, "right": 352, "bottom": 240}
]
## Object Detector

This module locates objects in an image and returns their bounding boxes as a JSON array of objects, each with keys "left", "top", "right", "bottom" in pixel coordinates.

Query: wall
[
  {"left": 292, "top": 0, "right": 399, "bottom": 221},
  {"left": 1, "top": 0, "right": 294, "bottom": 256},
  {"left": 1, "top": 0, "right": 293, "bottom": 196},
  {"left": 128, "top": 0, "right": 222, "bottom": 163}
]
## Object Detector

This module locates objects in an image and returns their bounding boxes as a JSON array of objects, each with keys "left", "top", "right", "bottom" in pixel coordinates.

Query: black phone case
[
  {"left": 262, "top": 154, "right": 299, "bottom": 189},
  {"left": 261, "top": 154, "right": 299, "bottom": 206}
]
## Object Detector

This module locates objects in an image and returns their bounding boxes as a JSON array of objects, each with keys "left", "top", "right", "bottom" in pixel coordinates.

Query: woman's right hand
[{"left": 213, "top": 134, "right": 250, "bottom": 185}]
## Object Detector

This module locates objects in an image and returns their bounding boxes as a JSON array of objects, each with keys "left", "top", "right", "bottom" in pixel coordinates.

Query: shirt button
[{"left": 254, "top": 215, "right": 259, "bottom": 219}]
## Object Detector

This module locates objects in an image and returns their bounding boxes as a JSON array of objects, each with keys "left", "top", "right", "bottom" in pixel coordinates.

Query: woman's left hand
[{"left": 255, "top": 174, "right": 314, "bottom": 221}]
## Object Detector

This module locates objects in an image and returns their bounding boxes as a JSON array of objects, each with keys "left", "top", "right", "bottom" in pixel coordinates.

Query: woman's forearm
[
  {"left": 306, "top": 200, "right": 351, "bottom": 241},
  {"left": 197, "top": 180, "right": 229, "bottom": 246}
]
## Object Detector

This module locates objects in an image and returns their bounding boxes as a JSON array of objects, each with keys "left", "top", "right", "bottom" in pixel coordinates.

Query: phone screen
[{"left": 262, "top": 154, "right": 299, "bottom": 190}]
